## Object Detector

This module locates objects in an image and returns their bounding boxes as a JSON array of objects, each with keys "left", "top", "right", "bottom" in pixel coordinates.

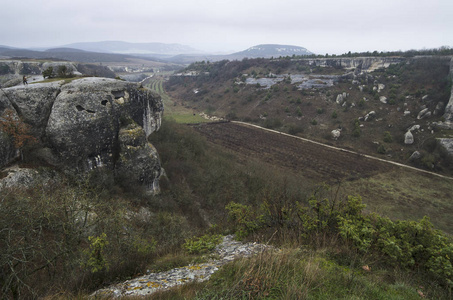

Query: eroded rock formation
[{"left": 0, "top": 77, "right": 163, "bottom": 193}]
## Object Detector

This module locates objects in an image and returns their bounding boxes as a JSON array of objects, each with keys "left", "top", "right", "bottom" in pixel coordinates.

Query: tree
[
  {"left": 42, "top": 66, "right": 54, "bottom": 79},
  {"left": 57, "top": 65, "right": 68, "bottom": 77},
  {"left": 383, "top": 131, "right": 393, "bottom": 143},
  {"left": 57, "top": 65, "right": 74, "bottom": 78}
]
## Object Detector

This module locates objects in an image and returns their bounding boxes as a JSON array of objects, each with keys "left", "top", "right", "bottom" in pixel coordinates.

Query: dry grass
[{"left": 343, "top": 169, "right": 453, "bottom": 234}]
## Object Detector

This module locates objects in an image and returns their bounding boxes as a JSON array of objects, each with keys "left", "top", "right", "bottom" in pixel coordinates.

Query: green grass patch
[
  {"left": 149, "top": 249, "right": 428, "bottom": 299},
  {"left": 342, "top": 169, "right": 453, "bottom": 234}
]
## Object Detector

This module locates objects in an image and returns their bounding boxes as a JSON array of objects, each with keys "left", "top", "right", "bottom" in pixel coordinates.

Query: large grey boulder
[
  {"left": 417, "top": 108, "right": 431, "bottom": 120},
  {"left": 331, "top": 129, "right": 341, "bottom": 140},
  {"left": 46, "top": 78, "right": 163, "bottom": 173},
  {"left": 1, "top": 82, "right": 60, "bottom": 136},
  {"left": 1, "top": 78, "right": 163, "bottom": 193},
  {"left": 404, "top": 130, "right": 414, "bottom": 145}
]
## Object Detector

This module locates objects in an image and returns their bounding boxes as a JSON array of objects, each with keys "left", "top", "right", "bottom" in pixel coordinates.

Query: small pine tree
[{"left": 383, "top": 131, "right": 393, "bottom": 143}]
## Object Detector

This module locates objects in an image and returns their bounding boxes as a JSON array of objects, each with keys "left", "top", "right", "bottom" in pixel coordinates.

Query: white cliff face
[
  {"left": 143, "top": 100, "right": 163, "bottom": 138},
  {"left": 442, "top": 58, "right": 453, "bottom": 125},
  {"left": 306, "top": 57, "right": 404, "bottom": 72}
]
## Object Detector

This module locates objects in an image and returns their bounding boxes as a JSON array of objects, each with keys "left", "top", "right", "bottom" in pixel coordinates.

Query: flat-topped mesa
[{"left": 0, "top": 77, "right": 163, "bottom": 194}]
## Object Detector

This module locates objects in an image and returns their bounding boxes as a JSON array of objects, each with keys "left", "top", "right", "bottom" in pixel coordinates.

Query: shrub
[
  {"left": 182, "top": 234, "right": 223, "bottom": 254},
  {"left": 296, "top": 107, "right": 302, "bottom": 117},
  {"left": 82, "top": 233, "right": 110, "bottom": 273},
  {"left": 352, "top": 119, "right": 361, "bottom": 137},
  {"left": 226, "top": 202, "right": 263, "bottom": 239},
  {"left": 331, "top": 111, "right": 338, "bottom": 119},
  {"left": 42, "top": 66, "right": 54, "bottom": 79},
  {"left": 264, "top": 118, "right": 282, "bottom": 129},
  {"left": 383, "top": 131, "right": 393, "bottom": 143},
  {"left": 0, "top": 108, "right": 37, "bottom": 159},
  {"left": 377, "top": 144, "right": 386, "bottom": 154}
]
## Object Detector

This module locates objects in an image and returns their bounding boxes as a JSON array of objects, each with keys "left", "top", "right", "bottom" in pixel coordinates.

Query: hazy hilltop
[
  {"left": 0, "top": 41, "right": 315, "bottom": 64},
  {"left": 62, "top": 41, "right": 202, "bottom": 55},
  {"left": 232, "top": 44, "right": 314, "bottom": 58}
]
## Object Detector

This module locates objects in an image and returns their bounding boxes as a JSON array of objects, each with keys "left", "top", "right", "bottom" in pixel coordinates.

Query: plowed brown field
[{"left": 192, "top": 122, "right": 397, "bottom": 183}]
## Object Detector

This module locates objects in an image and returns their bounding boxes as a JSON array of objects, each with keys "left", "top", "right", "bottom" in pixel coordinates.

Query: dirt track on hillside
[{"left": 192, "top": 122, "right": 397, "bottom": 182}]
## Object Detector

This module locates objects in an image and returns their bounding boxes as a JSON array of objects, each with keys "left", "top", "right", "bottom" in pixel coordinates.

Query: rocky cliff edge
[{"left": 0, "top": 77, "right": 163, "bottom": 193}]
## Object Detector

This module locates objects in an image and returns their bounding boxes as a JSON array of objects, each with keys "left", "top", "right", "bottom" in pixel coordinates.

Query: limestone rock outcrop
[
  {"left": 438, "top": 138, "right": 453, "bottom": 158},
  {"left": 404, "top": 130, "right": 414, "bottom": 145},
  {"left": 436, "top": 58, "right": 453, "bottom": 129},
  {"left": 0, "top": 78, "right": 163, "bottom": 193}
]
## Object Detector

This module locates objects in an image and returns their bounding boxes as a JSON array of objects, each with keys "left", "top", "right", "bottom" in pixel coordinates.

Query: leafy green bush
[
  {"left": 383, "top": 131, "right": 393, "bottom": 143},
  {"left": 377, "top": 144, "right": 386, "bottom": 154},
  {"left": 226, "top": 202, "right": 263, "bottom": 239},
  {"left": 352, "top": 119, "right": 361, "bottom": 137},
  {"left": 82, "top": 233, "right": 110, "bottom": 273},
  {"left": 331, "top": 110, "right": 338, "bottom": 119},
  {"left": 182, "top": 234, "right": 223, "bottom": 254}
]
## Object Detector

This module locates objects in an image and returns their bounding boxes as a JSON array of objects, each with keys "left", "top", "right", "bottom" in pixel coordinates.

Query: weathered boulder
[
  {"left": 408, "top": 125, "right": 421, "bottom": 132},
  {"left": 1, "top": 82, "right": 61, "bottom": 136},
  {"left": 331, "top": 129, "right": 341, "bottom": 140},
  {"left": 404, "top": 130, "right": 414, "bottom": 145},
  {"left": 417, "top": 108, "right": 431, "bottom": 120},
  {"left": 336, "top": 94, "right": 345, "bottom": 104},
  {"left": 0, "top": 78, "right": 163, "bottom": 193},
  {"left": 364, "top": 111, "right": 376, "bottom": 121},
  {"left": 409, "top": 151, "right": 421, "bottom": 161},
  {"left": 0, "top": 165, "right": 56, "bottom": 189},
  {"left": 433, "top": 102, "right": 444, "bottom": 116}
]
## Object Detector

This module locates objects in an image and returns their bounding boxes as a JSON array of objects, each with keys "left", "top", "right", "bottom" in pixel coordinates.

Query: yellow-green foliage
[
  {"left": 82, "top": 233, "right": 109, "bottom": 273},
  {"left": 225, "top": 202, "right": 263, "bottom": 240},
  {"left": 226, "top": 187, "right": 453, "bottom": 289},
  {"left": 182, "top": 234, "right": 223, "bottom": 254}
]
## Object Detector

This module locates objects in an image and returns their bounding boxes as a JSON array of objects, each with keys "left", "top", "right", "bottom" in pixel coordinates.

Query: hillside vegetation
[
  {"left": 1, "top": 120, "right": 452, "bottom": 299},
  {"left": 165, "top": 56, "right": 453, "bottom": 175}
]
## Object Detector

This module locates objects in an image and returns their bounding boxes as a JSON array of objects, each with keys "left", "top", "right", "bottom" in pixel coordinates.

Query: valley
[{"left": 1, "top": 47, "right": 453, "bottom": 299}]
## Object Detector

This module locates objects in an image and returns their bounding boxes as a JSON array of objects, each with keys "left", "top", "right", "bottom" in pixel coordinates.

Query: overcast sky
[{"left": 2, "top": 0, "right": 452, "bottom": 55}]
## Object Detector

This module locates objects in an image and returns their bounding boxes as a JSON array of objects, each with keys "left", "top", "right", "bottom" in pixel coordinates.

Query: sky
[{"left": 2, "top": 0, "right": 453, "bottom": 55}]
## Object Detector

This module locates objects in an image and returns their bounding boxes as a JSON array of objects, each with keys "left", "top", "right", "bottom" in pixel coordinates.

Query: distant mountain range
[
  {"left": 62, "top": 41, "right": 201, "bottom": 55},
  {"left": 0, "top": 42, "right": 314, "bottom": 64}
]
